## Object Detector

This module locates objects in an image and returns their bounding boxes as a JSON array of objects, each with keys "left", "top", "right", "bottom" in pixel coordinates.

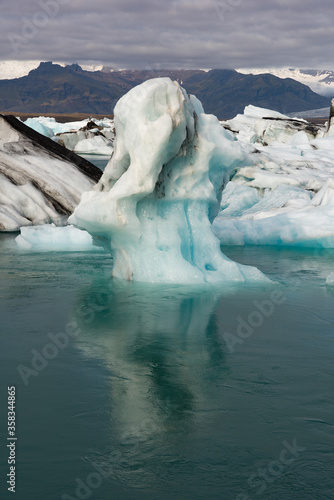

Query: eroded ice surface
[{"left": 70, "top": 78, "right": 266, "bottom": 284}]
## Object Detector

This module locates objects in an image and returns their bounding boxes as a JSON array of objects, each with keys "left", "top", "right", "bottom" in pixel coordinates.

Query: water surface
[{"left": 1, "top": 236, "right": 333, "bottom": 500}]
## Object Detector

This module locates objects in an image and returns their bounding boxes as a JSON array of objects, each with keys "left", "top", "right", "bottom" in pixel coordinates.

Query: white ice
[
  {"left": 221, "top": 105, "right": 323, "bottom": 145},
  {"left": 326, "top": 272, "right": 334, "bottom": 285},
  {"left": 23, "top": 116, "right": 115, "bottom": 156},
  {"left": 0, "top": 116, "right": 98, "bottom": 231},
  {"left": 70, "top": 78, "right": 267, "bottom": 284},
  {"left": 213, "top": 181, "right": 334, "bottom": 248},
  {"left": 13, "top": 98, "right": 334, "bottom": 261},
  {"left": 24, "top": 118, "right": 55, "bottom": 138},
  {"left": 0, "top": 151, "right": 95, "bottom": 231},
  {"left": 214, "top": 105, "right": 334, "bottom": 248},
  {"left": 24, "top": 116, "right": 111, "bottom": 135},
  {"left": 73, "top": 136, "right": 113, "bottom": 156},
  {"left": 15, "top": 224, "right": 98, "bottom": 251}
]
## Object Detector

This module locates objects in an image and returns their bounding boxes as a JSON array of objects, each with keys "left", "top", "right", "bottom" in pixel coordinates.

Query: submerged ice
[{"left": 70, "top": 78, "right": 266, "bottom": 284}]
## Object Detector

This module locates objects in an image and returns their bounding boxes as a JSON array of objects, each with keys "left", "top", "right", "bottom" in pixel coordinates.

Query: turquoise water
[
  {"left": 80, "top": 155, "right": 110, "bottom": 171},
  {"left": 1, "top": 234, "right": 334, "bottom": 500}
]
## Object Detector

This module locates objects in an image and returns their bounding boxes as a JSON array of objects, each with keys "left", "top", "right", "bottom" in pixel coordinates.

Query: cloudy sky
[{"left": 1, "top": 0, "right": 334, "bottom": 70}]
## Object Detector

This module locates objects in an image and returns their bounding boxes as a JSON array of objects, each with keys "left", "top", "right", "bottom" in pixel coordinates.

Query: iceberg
[
  {"left": 70, "top": 78, "right": 266, "bottom": 284},
  {"left": 24, "top": 118, "right": 55, "bottom": 139},
  {"left": 214, "top": 103, "right": 334, "bottom": 249},
  {"left": 57, "top": 120, "right": 115, "bottom": 155},
  {"left": 213, "top": 180, "right": 334, "bottom": 248},
  {"left": 73, "top": 136, "right": 113, "bottom": 156},
  {"left": 15, "top": 224, "right": 98, "bottom": 251},
  {"left": 24, "top": 116, "right": 115, "bottom": 156},
  {"left": 0, "top": 115, "right": 102, "bottom": 231},
  {"left": 221, "top": 104, "right": 324, "bottom": 145},
  {"left": 24, "top": 116, "right": 114, "bottom": 136}
]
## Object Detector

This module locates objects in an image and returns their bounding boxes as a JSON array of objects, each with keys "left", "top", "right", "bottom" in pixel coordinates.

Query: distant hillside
[
  {"left": 238, "top": 67, "right": 334, "bottom": 97},
  {"left": 0, "top": 62, "right": 330, "bottom": 119}
]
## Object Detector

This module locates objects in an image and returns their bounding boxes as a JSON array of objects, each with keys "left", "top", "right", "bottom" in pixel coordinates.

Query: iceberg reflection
[{"left": 72, "top": 280, "right": 233, "bottom": 488}]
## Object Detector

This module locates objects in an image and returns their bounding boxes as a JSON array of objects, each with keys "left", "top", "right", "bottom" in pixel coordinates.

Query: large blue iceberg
[{"left": 69, "top": 78, "right": 266, "bottom": 284}]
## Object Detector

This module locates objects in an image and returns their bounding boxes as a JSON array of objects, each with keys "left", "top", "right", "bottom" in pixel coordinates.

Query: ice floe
[{"left": 15, "top": 224, "right": 98, "bottom": 251}]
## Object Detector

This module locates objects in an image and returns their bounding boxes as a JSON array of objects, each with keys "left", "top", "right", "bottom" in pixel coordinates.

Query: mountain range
[
  {"left": 238, "top": 68, "right": 334, "bottom": 97},
  {"left": 0, "top": 62, "right": 331, "bottom": 119}
]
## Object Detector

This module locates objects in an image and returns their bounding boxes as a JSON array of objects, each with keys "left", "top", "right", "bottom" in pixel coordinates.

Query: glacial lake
[
  {"left": 1, "top": 235, "right": 334, "bottom": 500},
  {"left": 80, "top": 154, "right": 110, "bottom": 171}
]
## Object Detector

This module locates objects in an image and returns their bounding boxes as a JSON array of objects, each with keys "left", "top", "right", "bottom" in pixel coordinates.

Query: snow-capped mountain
[
  {"left": 0, "top": 60, "right": 66, "bottom": 80},
  {"left": 238, "top": 68, "right": 334, "bottom": 97},
  {"left": 0, "top": 60, "right": 41, "bottom": 79},
  {"left": 0, "top": 60, "right": 105, "bottom": 80}
]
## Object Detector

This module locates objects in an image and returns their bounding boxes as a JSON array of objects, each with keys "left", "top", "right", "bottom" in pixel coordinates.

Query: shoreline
[
  {"left": 1, "top": 111, "right": 328, "bottom": 125},
  {"left": 0, "top": 111, "right": 114, "bottom": 123}
]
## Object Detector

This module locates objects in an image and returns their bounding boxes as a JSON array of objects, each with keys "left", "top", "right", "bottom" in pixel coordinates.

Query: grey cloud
[{"left": 1, "top": 0, "right": 334, "bottom": 69}]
